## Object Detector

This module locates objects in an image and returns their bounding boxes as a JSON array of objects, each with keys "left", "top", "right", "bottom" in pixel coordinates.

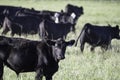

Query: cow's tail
[{"left": 74, "top": 23, "right": 89, "bottom": 46}]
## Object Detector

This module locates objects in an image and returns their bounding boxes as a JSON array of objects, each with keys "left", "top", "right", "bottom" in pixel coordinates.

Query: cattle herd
[{"left": 0, "top": 3, "right": 120, "bottom": 80}]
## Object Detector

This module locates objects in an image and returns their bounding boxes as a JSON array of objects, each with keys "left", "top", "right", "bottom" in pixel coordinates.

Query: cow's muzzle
[{"left": 57, "top": 56, "right": 65, "bottom": 60}]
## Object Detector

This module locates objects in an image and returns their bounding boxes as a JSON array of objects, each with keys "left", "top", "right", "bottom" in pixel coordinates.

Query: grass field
[{"left": 0, "top": 0, "right": 120, "bottom": 80}]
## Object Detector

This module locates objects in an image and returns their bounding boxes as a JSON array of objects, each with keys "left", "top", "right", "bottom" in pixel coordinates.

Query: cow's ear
[
  {"left": 116, "top": 25, "right": 119, "bottom": 29},
  {"left": 46, "top": 40, "right": 55, "bottom": 46},
  {"left": 66, "top": 40, "right": 75, "bottom": 46},
  {"left": 61, "top": 9, "right": 64, "bottom": 13},
  {"left": 80, "top": 6, "right": 83, "bottom": 10}
]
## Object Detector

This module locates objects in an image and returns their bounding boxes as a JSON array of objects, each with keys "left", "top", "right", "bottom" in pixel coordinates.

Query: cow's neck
[{"left": 44, "top": 44, "right": 59, "bottom": 63}]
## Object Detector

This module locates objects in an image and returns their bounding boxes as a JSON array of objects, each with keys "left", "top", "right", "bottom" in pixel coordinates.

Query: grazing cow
[
  {"left": 2, "top": 15, "right": 42, "bottom": 36},
  {"left": 0, "top": 36, "right": 75, "bottom": 80},
  {"left": 65, "top": 4, "right": 84, "bottom": 24},
  {"left": 39, "top": 20, "right": 75, "bottom": 40},
  {"left": 75, "top": 23, "right": 120, "bottom": 52}
]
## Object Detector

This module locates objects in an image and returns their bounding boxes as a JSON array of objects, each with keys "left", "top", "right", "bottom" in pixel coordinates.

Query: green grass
[{"left": 1, "top": 0, "right": 120, "bottom": 80}]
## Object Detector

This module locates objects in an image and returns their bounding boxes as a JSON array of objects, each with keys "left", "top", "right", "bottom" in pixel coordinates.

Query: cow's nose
[
  {"left": 57, "top": 55, "right": 65, "bottom": 60},
  {"left": 61, "top": 56, "right": 65, "bottom": 60}
]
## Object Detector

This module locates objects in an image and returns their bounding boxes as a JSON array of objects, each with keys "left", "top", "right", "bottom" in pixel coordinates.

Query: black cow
[
  {"left": 65, "top": 4, "right": 84, "bottom": 24},
  {"left": 75, "top": 23, "right": 120, "bottom": 52},
  {"left": 39, "top": 20, "right": 75, "bottom": 40},
  {"left": 0, "top": 36, "right": 75, "bottom": 80},
  {"left": 2, "top": 15, "right": 42, "bottom": 36}
]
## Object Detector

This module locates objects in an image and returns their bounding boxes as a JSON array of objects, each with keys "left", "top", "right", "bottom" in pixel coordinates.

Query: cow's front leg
[
  {"left": 0, "top": 60, "right": 3, "bottom": 80},
  {"left": 45, "top": 76, "right": 52, "bottom": 80},
  {"left": 35, "top": 69, "right": 43, "bottom": 80},
  {"left": 90, "top": 46, "right": 95, "bottom": 52}
]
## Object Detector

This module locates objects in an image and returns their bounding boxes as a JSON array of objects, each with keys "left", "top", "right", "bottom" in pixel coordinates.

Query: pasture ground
[{"left": 0, "top": 0, "right": 120, "bottom": 80}]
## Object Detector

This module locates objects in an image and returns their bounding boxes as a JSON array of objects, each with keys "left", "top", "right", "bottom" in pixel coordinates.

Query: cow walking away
[
  {"left": 0, "top": 36, "right": 75, "bottom": 80},
  {"left": 75, "top": 23, "right": 120, "bottom": 52}
]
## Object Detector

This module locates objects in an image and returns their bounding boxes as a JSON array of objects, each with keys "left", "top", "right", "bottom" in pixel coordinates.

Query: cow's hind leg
[
  {"left": 35, "top": 69, "right": 43, "bottom": 80},
  {"left": 80, "top": 42, "right": 85, "bottom": 52},
  {"left": 1, "top": 28, "right": 9, "bottom": 36},
  {"left": 0, "top": 60, "right": 3, "bottom": 80}
]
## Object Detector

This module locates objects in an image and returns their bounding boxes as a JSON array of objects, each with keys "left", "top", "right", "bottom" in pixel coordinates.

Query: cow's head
[
  {"left": 111, "top": 25, "right": 120, "bottom": 39},
  {"left": 47, "top": 38, "right": 75, "bottom": 61},
  {"left": 65, "top": 4, "right": 84, "bottom": 24},
  {"left": 72, "top": 6, "right": 83, "bottom": 24}
]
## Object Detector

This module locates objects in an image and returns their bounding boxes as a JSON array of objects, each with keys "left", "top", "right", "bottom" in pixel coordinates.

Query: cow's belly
[{"left": 6, "top": 52, "right": 37, "bottom": 73}]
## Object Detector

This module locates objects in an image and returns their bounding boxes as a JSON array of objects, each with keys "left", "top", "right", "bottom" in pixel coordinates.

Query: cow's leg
[
  {"left": 107, "top": 44, "right": 112, "bottom": 50},
  {"left": 0, "top": 60, "right": 3, "bottom": 80},
  {"left": 90, "top": 46, "right": 95, "bottom": 52},
  {"left": 45, "top": 76, "right": 52, "bottom": 80},
  {"left": 1, "top": 28, "right": 9, "bottom": 35},
  {"left": 80, "top": 42, "right": 85, "bottom": 52},
  {"left": 2, "top": 22, "right": 10, "bottom": 35},
  {"left": 10, "top": 32, "right": 15, "bottom": 37},
  {"left": 101, "top": 45, "right": 109, "bottom": 52},
  {"left": 35, "top": 69, "right": 43, "bottom": 80}
]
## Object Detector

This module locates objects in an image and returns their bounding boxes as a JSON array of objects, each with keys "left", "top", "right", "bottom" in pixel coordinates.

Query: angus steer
[
  {"left": 75, "top": 23, "right": 120, "bottom": 52},
  {"left": 0, "top": 36, "right": 75, "bottom": 80},
  {"left": 39, "top": 20, "right": 75, "bottom": 40}
]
